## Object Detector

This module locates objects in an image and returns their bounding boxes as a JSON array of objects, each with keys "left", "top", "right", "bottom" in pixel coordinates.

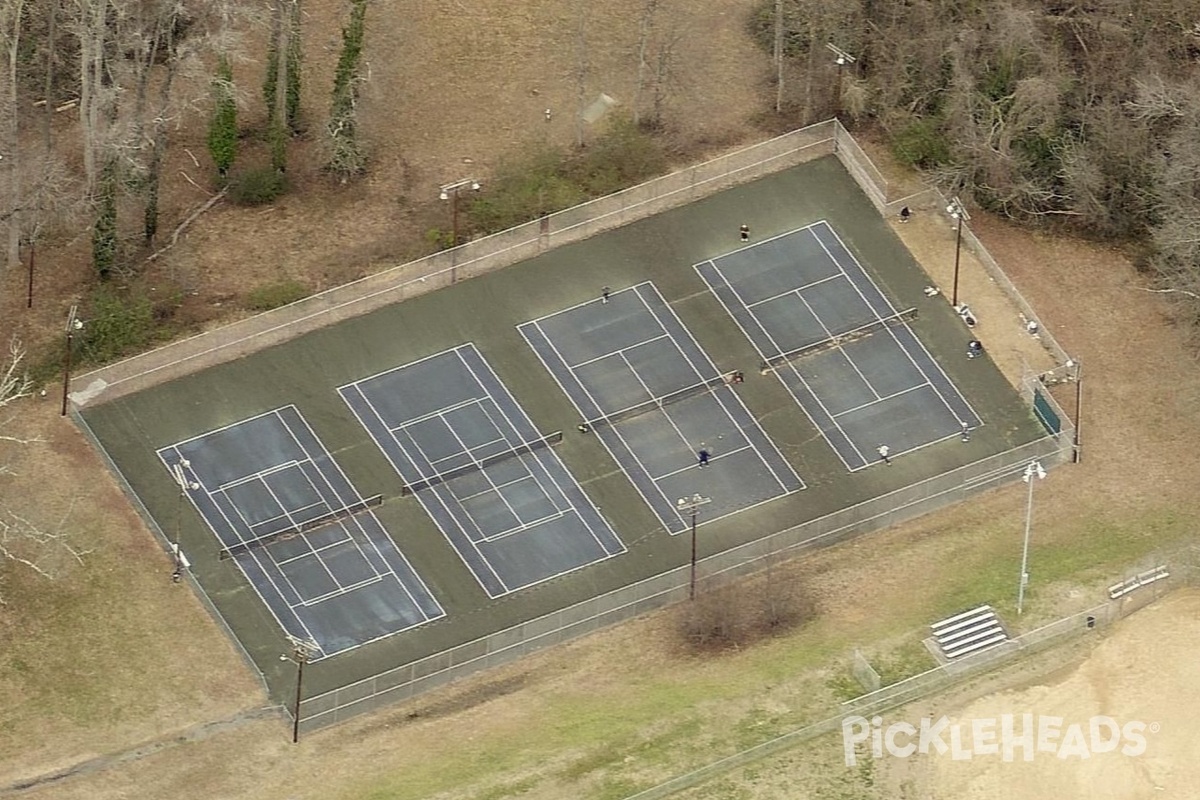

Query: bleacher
[{"left": 930, "top": 605, "right": 1008, "bottom": 660}]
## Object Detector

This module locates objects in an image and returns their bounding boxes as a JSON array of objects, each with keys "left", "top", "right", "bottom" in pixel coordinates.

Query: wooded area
[
  {"left": 753, "top": 0, "right": 1200, "bottom": 325},
  {"left": 2, "top": 0, "right": 1199, "bottom": 351}
]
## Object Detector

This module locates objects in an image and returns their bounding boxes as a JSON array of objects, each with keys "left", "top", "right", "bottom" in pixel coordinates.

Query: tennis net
[
  {"left": 219, "top": 494, "right": 384, "bottom": 560},
  {"left": 760, "top": 307, "right": 918, "bottom": 373},
  {"left": 586, "top": 374, "right": 729, "bottom": 429},
  {"left": 400, "top": 430, "right": 564, "bottom": 496}
]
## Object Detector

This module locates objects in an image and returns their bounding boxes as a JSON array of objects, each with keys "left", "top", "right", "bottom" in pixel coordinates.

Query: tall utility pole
[
  {"left": 825, "top": 43, "right": 855, "bottom": 118},
  {"left": 282, "top": 636, "right": 319, "bottom": 743},
  {"left": 60, "top": 304, "right": 82, "bottom": 416},
  {"left": 1016, "top": 461, "right": 1046, "bottom": 616},
  {"left": 676, "top": 493, "right": 711, "bottom": 601},
  {"left": 946, "top": 197, "right": 970, "bottom": 308},
  {"left": 439, "top": 178, "right": 480, "bottom": 247}
]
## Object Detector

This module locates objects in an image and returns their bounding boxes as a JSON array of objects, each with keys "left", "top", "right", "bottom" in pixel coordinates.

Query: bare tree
[
  {"left": 0, "top": 338, "right": 87, "bottom": 604},
  {"left": 1, "top": 0, "right": 27, "bottom": 269},
  {"left": 573, "top": 0, "right": 588, "bottom": 147},
  {"left": 73, "top": 0, "right": 115, "bottom": 189},
  {"left": 632, "top": 0, "right": 658, "bottom": 126}
]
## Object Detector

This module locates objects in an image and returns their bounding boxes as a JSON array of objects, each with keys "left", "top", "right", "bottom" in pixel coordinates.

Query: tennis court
[
  {"left": 518, "top": 282, "right": 803, "bottom": 534},
  {"left": 696, "top": 221, "right": 982, "bottom": 471},
  {"left": 339, "top": 343, "right": 625, "bottom": 598},
  {"left": 156, "top": 405, "right": 445, "bottom": 659}
]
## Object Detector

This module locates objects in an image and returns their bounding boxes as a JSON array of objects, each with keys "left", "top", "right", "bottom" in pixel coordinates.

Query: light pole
[
  {"left": 439, "top": 178, "right": 481, "bottom": 247},
  {"left": 171, "top": 461, "right": 199, "bottom": 580},
  {"left": 946, "top": 197, "right": 970, "bottom": 308},
  {"left": 676, "top": 493, "right": 711, "bottom": 601},
  {"left": 61, "top": 305, "right": 83, "bottom": 417},
  {"left": 1016, "top": 460, "right": 1046, "bottom": 616},
  {"left": 825, "top": 44, "right": 856, "bottom": 118},
  {"left": 281, "top": 636, "right": 319, "bottom": 743}
]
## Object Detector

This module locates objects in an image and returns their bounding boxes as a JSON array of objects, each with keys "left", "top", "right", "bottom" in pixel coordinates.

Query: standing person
[
  {"left": 601, "top": 286, "right": 611, "bottom": 304},
  {"left": 739, "top": 224, "right": 750, "bottom": 242},
  {"left": 899, "top": 206, "right": 912, "bottom": 223},
  {"left": 877, "top": 444, "right": 891, "bottom": 466},
  {"left": 698, "top": 446, "right": 710, "bottom": 469}
]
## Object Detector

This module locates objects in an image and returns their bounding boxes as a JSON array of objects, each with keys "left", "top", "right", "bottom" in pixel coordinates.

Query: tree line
[
  {"left": 0, "top": 0, "right": 369, "bottom": 285},
  {"left": 753, "top": 0, "right": 1200, "bottom": 327}
]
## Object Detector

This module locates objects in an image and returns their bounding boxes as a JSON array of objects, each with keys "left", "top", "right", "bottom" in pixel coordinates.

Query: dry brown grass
[{"left": 3, "top": 1, "right": 1200, "bottom": 798}]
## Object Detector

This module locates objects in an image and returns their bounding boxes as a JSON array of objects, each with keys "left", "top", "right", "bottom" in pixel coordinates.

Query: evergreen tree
[
  {"left": 207, "top": 56, "right": 238, "bottom": 179},
  {"left": 92, "top": 162, "right": 118, "bottom": 280},
  {"left": 327, "top": 0, "right": 368, "bottom": 178}
]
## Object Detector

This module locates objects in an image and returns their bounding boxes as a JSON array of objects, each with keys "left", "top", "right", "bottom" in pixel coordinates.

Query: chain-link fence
[
  {"left": 66, "top": 118, "right": 1084, "bottom": 734},
  {"left": 621, "top": 548, "right": 1200, "bottom": 800},
  {"left": 298, "top": 432, "right": 1073, "bottom": 732},
  {"left": 833, "top": 125, "right": 1072, "bottom": 371},
  {"left": 71, "top": 122, "right": 839, "bottom": 406}
]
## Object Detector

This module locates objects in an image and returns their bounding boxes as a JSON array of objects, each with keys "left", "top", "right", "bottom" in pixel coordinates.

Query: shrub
[
  {"left": 244, "top": 279, "right": 310, "bottom": 311},
  {"left": 79, "top": 286, "right": 157, "bottom": 365},
  {"left": 229, "top": 166, "right": 288, "bottom": 206},
  {"left": 570, "top": 116, "right": 667, "bottom": 196},
  {"left": 891, "top": 117, "right": 951, "bottom": 169}
]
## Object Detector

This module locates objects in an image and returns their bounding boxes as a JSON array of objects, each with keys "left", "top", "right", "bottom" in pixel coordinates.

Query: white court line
[
  {"left": 637, "top": 280, "right": 801, "bottom": 493},
  {"left": 298, "top": 573, "right": 387, "bottom": 607},
  {"left": 390, "top": 403, "right": 509, "bottom": 593},
  {"left": 336, "top": 383, "right": 473, "bottom": 572},
  {"left": 522, "top": 314, "right": 684, "bottom": 532},
  {"left": 390, "top": 396, "right": 479, "bottom": 431},
  {"left": 695, "top": 260, "right": 862, "bottom": 471},
  {"left": 463, "top": 347, "right": 626, "bottom": 573},
  {"left": 457, "top": 353, "right": 577, "bottom": 539},
  {"left": 257, "top": 472, "right": 346, "bottom": 591},
  {"left": 273, "top": 412, "right": 381, "bottom": 594},
  {"left": 474, "top": 399, "right": 569, "bottom": 514},
  {"left": 247, "top": 498, "right": 323, "bottom": 534},
  {"left": 697, "top": 259, "right": 868, "bottom": 469},
  {"left": 619, "top": 348, "right": 701, "bottom": 460},
  {"left": 794, "top": 287, "right": 881, "bottom": 401},
  {"left": 745, "top": 273, "right": 841, "bottom": 310},
  {"left": 833, "top": 382, "right": 932, "bottom": 418},
  {"left": 814, "top": 224, "right": 982, "bottom": 426},
  {"left": 215, "top": 478, "right": 319, "bottom": 642},
  {"left": 476, "top": 509, "right": 573, "bottom": 543},
  {"left": 397, "top": 398, "right": 502, "bottom": 476},
  {"left": 301, "top": 398, "right": 445, "bottom": 620},
  {"left": 568, "top": 332, "right": 672, "bottom": 370},
  {"left": 452, "top": 342, "right": 624, "bottom": 588},
  {"left": 217, "top": 459, "right": 300, "bottom": 491},
  {"left": 284, "top": 408, "right": 446, "bottom": 623},
  {"left": 653, "top": 443, "right": 754, "bottom": 481},
  {"left": 167, "top": 406, "right": 418, "bottom": 657},
  {"left": 440, "top": 360, "right": 529, "bottom": 539},
  {"left": 167, "top": 406, "right": 296, "bottom": 449},
  {"left": 709, "top": 221, "right": 827, "bottom": 261},
  {"left": 280, "top": 409, "right": 418, "bottom": 591}
]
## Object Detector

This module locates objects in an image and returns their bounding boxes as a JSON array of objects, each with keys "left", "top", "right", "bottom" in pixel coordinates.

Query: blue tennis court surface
[
  {"left": 696, "top": 221, "right": 981, "bottom": 471},
  {"left": 339, "top": 344, "right": 625, "bottom": 598},
  {"left": 518, "top": 282, "right": 803, "bottom": 534},
  {"left": 156, "top": 406, "right": 445, "bottom": 659}
]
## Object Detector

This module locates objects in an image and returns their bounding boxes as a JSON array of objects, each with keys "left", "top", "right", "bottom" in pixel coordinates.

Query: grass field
[
  {"left": 6, "top": 152, "right": 1199, "bottom": 800},
  {"left": 74, "top": 153, "right": 1048, "bottom": 713},
  {"left": 4, "top": 0, "right": 1200, "bottom": 795}
]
